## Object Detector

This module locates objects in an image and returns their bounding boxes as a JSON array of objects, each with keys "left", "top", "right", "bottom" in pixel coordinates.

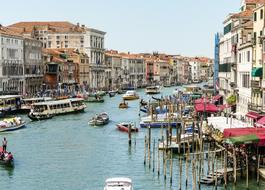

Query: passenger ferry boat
[
  {"left": 104, "top": 177, "right": 133, "bottom": 190},
  {"left": 20, "top": 97, "right": 53, "bottom": 112},
  {"left": 28, "top": 98, "right": 86, "bottom": 121},
  {"left": 122, "top": 91, "right": 139, "bottom": 100},
  {"left": 145, "top": 86, "right": 160, "bottom": 94},
  {"left": 0, "top": 95, "right": 22, "bottom": 115}
]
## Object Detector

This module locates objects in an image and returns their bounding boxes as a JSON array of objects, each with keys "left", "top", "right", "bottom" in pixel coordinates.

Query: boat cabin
[{"left": 0, "top": 95, "right": 22, "bottom": 113}]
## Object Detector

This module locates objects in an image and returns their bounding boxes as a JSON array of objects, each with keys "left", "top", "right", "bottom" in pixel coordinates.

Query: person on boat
[
  {"left": 2, "top": 137, "right": 7, "bottom": 152},
  {"left": 0, "top": 151, "right": 4, "bottom": 160},
  {"left": 7, "top": 152, "right": 13, "bottom": 161}
]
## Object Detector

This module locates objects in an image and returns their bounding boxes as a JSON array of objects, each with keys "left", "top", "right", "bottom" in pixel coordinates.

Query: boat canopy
[{"left": 257, "top": 116, "right": 265, "bottom": 127}]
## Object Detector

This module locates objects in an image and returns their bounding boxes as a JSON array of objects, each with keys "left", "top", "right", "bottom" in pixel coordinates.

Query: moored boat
[
  {"left": 145, "top": 86, "right": 160, "bottom": 94},
  {"left": 89, "top": 112, "right": 109, "bottom": 126},
  {"left": 116, "top": 122, "right": 138, "bottom": 133},
  {"left": 84, "top": 96, "right": 104, "bottom": 103},
  {"left": 0, "top": 117, "right": 26, "bottom": 132},
  {"left": 104, "top": 177, "right": 133, "bottom": 190},
  {"left": 109, "top": 91, "right": 116, "bottom": 97},
  {"left": 122, "top": 91, "right": 139, "bottom": 100},
  {"left": 28, "top": 98, "right": 86, "bottom": 120}
]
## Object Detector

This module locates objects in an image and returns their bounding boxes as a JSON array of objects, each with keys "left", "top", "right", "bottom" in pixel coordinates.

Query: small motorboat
[
  {"left": 117, "top": 122, "right": 138, "bottom": 133},
  {"left": 109, "top": 91, "right": 116, "bottom": 97},
  {"left": 145, "top": 86, "right": 160, "bottom": 94},
  {"left": 89, "top": 112, "right": 109, "bottom": 126},
  {"left": 119, "top": 101, "right": 128, "bottom": 109},
  {"left": 84, "top": 96, "right": 104, "bottom": 103},
  {"left": 0, "top": 117, "right": 26, "bottom": 132},
  {"left": 0, "top": 147, "right": 14, "bottom": 166},
  {"left": 104, "top": 177, "right": 133, "bottom": 190},
  {"left": 122, "top": 90, "right": 139, "bottom": 100}
]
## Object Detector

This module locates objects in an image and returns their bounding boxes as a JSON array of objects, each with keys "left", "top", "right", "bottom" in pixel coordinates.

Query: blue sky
[{"left": 1, "top": 0, "right": 241, "bottom": 57}]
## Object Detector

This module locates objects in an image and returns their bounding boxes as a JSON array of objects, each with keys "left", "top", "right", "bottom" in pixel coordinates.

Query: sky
[{"left": 1, "top": 0, "right": 241, "bottom": 58}]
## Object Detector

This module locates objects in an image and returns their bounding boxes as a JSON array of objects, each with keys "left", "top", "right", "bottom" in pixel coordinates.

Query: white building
[
  {"left": 189, "top": 59, "right": 200, "bottom": 82},
  {"left": 0, "top": 26, "right": 24, "bottom": 95}
]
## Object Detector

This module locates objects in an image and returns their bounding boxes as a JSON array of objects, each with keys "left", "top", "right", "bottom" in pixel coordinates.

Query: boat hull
[
  {"left": 117, "top": 124, "right": 139, "bottom": 133},
  {"left": 123, "top": 96, "right": 139, "bottom": 100},
  {"left": 0, "top": 122, "right": 26, "bottom": 132},
  {"left": 28, "top": 107, "right": 85, "bottom": 121}
]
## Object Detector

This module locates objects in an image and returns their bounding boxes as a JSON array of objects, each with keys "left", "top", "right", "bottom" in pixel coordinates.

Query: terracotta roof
[
  {"left": 245, "top": 0, "right": 265, "bottom": 4},
  {"left": 231, "top": 9, "right": 253, "bottom": 18},
  {"left": 8, "top": 21, "right": 85, "bottom": 34},
  {"left": 0, "top": 25, "right": 23, "bottom": 38}
]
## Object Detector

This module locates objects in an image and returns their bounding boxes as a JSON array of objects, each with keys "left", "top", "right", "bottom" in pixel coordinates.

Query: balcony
[
  {"left": 248, "top": 103, "right": 262, "bottom": 112},
  {"left": 251, "top": 80, "right": 261, "bottom": 88}
]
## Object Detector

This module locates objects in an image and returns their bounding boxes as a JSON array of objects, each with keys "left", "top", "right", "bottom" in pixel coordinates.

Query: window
[
  {"left": 254, "top": 32, "right": 257, "bottom": 44},
  {"left": 254, "top": 12, "right": 257, "bottom": 21},
  {"left": 242, "top": 73, "right": 250, "bottom": 88},
  {"left": 247, "top": 51, "right": 250, "bottom": 62},
  {"left": 239, "top": 53, "right": 241, "bottom": 63},
  {"left": 261, "top": 30, "right": 263, "bottom": 36},
  {"left": 261, "top": 9, "right": 264, "bottom": 19}
]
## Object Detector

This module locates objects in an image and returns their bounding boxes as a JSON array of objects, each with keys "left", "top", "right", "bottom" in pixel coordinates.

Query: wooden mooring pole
[
  {"left": 257, "top": 154, "right": 260, "bottom": 185},
  {"left": 128, "top": 124, "right": 132, "bottom": 146},
  {"left": 144, "top": 136, "right": 147, "bottom": 165}
]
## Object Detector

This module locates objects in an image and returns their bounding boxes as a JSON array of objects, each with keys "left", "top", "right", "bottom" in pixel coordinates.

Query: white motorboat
[
  {"left": 122, "top": 91, "right": 139, "bottom": 100},
  {"left": 104, "top": 177, "right": 133, "bottom": 190},
  {"left": 145, "top": 86, "right": 160, "bottom": 94}
]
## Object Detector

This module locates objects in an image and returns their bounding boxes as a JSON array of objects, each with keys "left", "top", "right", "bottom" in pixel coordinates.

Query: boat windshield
[{"left": 106, "top": 182, "right": 131, "bottom": 187}]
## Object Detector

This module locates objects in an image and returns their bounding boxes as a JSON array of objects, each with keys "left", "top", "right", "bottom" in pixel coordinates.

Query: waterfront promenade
[{"left": 0, "top": 86, "right": 264, "bottom": 190}]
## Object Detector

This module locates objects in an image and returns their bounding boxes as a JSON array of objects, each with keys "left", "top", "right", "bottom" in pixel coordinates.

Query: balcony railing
[
  {"left": 251, "top": 80, "right": 261, "bottom": 88},
  {"left": 248, "top": 103, "right": 262, "bottom": 112}
]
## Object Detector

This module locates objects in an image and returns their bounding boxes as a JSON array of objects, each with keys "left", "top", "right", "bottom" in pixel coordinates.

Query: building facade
[{"left": 0, "top": 26, "right": 24, "bottom": 95}]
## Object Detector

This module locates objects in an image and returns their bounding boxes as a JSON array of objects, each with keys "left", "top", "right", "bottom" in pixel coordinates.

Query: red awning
[
  {"left": 224, "top": 127, "right": 265, "bottom": 146},
  {"left": 257, "top": 116, "right": 265, "bottom": 127},
  {"left": 246, "top": 112, "right": 261, "bottom": 120},
  {"left": 195, "top": 103, "right": 218, "bottom": 113},
  {"left": 212, "top": 95, "right": 222, "bottom": 101},
  {"left": 194, "top": 98, "right": 210, "bottom": 104}
]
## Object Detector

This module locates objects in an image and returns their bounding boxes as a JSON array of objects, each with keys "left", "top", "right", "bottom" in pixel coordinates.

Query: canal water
[{"left": 0, "top": 86, "right": 264, "bottom": 190}]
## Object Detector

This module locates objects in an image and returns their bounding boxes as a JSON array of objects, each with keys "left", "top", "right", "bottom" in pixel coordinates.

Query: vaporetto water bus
[
  {"left": 28, "top": 98, "right": 86, "bottom": 121},
  {"left": 21, "top": 97, "right": 53, "bottom": 112}
]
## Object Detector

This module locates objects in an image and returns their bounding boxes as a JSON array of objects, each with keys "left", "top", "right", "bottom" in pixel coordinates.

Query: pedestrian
[{"left": 2, "top": 137, "right": 7, "bottom": 152}]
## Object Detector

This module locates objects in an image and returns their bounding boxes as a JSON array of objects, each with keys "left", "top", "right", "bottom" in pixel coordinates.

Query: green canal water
[{"left": 0, "top": 86, "right": 265, "bottom": 190}]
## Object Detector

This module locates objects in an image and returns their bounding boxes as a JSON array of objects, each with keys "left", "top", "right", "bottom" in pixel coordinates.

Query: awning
[
  {"left": 225, "top": 134, "right": 259, "bottom": 145},
  {"left": 212, "top": 95, "right": 222, "bottom": 101},
  {"left": 195, "top": 103, "right": 218, "bottom": 113},
  {"left": 256, "top": 116, "right": 265, "bottom": 127},
  {"left": 223, "top": 127, "right": 265, "bottom": 146},
  {"left": 194, "top": 97, "right": 210, "bottom": 104},
  {"left": 246, "top": 111, "right": 261, "bottom": 120},
  {"left": 251, "top": 67, "right": 262, "bottom": 77}
]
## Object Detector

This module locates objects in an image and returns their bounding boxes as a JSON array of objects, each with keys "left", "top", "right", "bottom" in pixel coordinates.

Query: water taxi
[
  {"left": 88, "top": 112, "right": 109, "bottom": 126},
  {"left": 117, "top": 122, "right": 138, "bottom": 133},
  {"left": 0, "top": 117, "right": 26, "bottom": 132},
  {"left": 122, "top": 91, "right": 139, "bottom": 100},
  {"left": 104, "top": 177, "right": 133, "bottom": 190},
  {"left": 145, "top": 86, "right": 160, "bottom": 94},
  {"left": 0, "top": 95, "right": 22, "bottom": 115},
  {"left": 20, "top": 97, "right": 53, "bottom": 112},
  {"left": 28, "top": 98, "right": 86, "bottom": 121}
]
